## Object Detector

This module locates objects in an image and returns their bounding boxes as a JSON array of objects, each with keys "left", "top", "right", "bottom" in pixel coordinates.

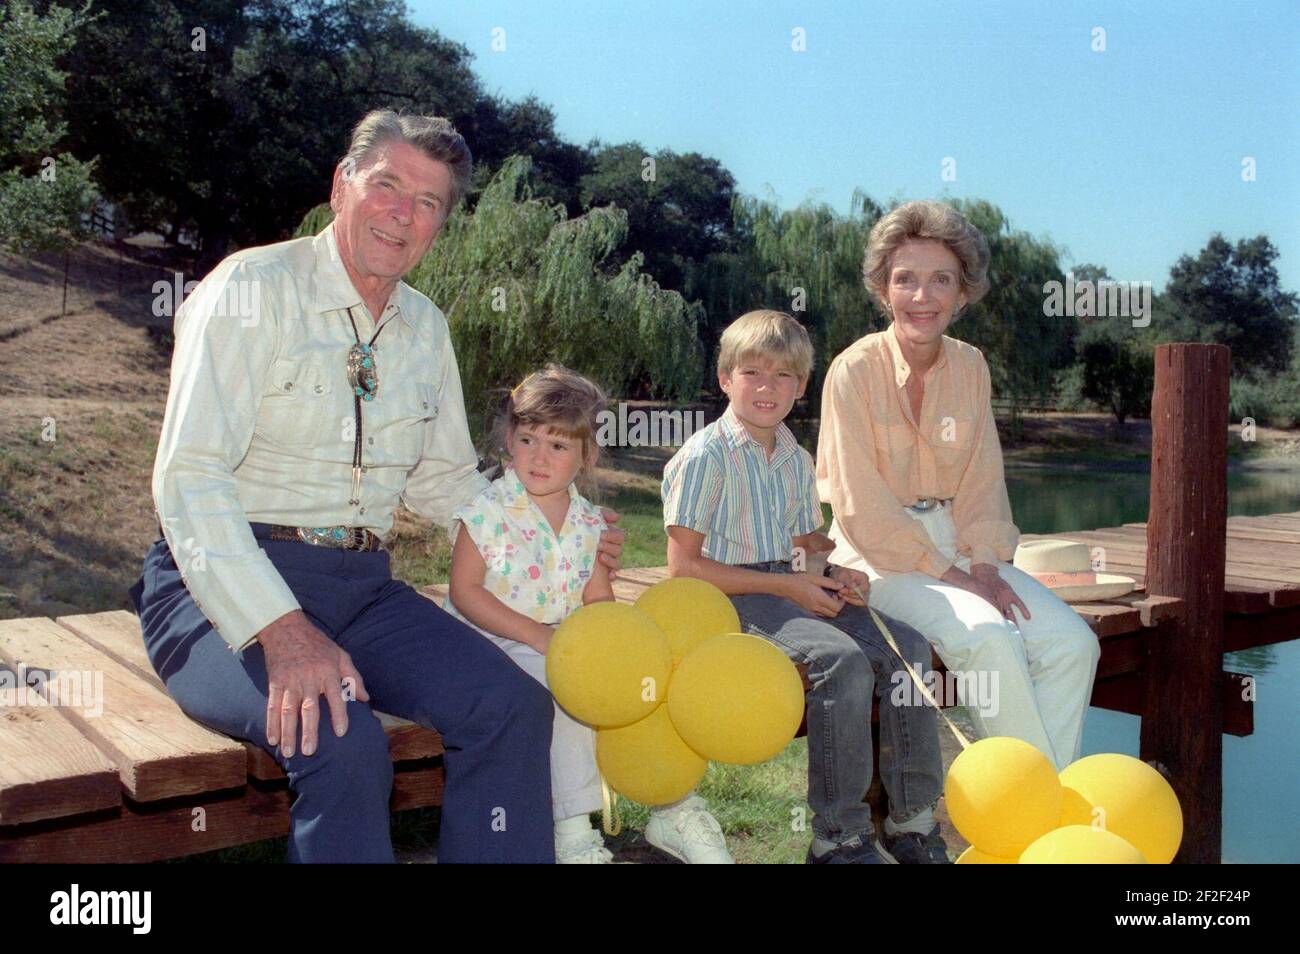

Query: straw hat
[{"left": 1012, "top": 540, "right": 1135, "bottom": 603}]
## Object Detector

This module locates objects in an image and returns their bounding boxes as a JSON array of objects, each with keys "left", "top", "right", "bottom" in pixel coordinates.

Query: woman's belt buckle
[
  {"left": 908, "top": 497, "right": 945, "bottom": 513},
  {"left": 297, "top": 526, "right": 365, "bottom": 549}
]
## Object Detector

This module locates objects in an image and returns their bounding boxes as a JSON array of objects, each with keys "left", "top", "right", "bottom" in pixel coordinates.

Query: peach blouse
[{"left": 816, "top": 327, "right": 1019, "bottom": 577}]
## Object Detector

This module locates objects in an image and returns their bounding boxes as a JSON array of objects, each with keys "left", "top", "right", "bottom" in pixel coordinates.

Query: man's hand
[
  {"left": 256, "top": 610, "right": 369, "bottom": 758},
  {"left": 782, "top": 571, "right": 847, "bottom": 618},
  {"left": 596, "top": 507, "right": 625, "bottom": 580},
  {"left": 828, "top": 565, "right": 871, "bottom": 606}
]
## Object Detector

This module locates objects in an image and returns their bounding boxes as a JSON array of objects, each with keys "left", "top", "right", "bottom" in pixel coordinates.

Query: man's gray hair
[{"left": 341, "top": 109, "right": 473, "bottom": 210}]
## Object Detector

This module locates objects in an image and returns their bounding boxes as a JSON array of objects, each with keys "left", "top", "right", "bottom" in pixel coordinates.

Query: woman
[{"left": 817, "top": 200, "right": 1100, "bottom": 770}]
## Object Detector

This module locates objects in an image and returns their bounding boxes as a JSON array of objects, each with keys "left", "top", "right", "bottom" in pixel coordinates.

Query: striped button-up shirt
[
  {"left": 661, "top": 404, "right": 822, "bottom": 565},
  {"left": 152, "top": 223, "right": 488, "bottom": 652}
]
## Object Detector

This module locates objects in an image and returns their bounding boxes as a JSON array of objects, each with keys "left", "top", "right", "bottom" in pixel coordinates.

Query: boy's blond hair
[{"left": 717, "top": 310, "right": 814, "bottom": 382}]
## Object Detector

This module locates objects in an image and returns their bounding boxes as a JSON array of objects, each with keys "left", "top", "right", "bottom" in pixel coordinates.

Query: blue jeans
[
  {"left": 128, "top": 527, "right": 556, "bottom": 863},
  {"left": 729, "top": 562, "right": 944, "bottom": 842}
]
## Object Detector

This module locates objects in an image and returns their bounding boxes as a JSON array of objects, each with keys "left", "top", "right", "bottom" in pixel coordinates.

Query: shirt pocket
[
  {"left": 256, "top": 357, "right": 339, "bottom": 449},
  {"left": 930, "top": 413, "right": 975, "bottom": 452},
  {"left": 886, "top": 421, "right": 917, "bottom": 456},
  {"left": 375, "top": 380, "right": 437, "bottom": 468}
]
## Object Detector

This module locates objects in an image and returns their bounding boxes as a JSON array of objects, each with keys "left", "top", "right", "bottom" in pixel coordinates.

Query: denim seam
[{"left": 739, "top": 616, "right": 843, "bottom": 838}]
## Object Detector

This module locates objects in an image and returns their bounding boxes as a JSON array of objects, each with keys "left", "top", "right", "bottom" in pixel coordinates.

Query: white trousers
[
  {"left": 483, "top": 633, "right": 604, "bottom": 821},
  {"left": 828, "top": 505, "right": 1101, "bottom": 770}
]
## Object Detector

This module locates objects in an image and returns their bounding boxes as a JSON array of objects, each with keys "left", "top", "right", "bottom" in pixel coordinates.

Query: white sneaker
[
  {"left": 555, "top": 825, "right": 614, "bottom": 864},
  {"left": 646, "top": 795, "right": 734, "bottom": 864}
]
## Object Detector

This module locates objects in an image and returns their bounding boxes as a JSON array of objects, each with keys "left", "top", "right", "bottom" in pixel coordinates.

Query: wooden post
[{"left": 1141, "top": 343, "right": 1230, "bottom": 863}]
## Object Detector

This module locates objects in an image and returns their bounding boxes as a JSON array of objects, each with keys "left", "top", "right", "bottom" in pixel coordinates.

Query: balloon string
[
  {"left": 853, "top": 585, "right": 972, "bottom": 751},
  {"left": 600, "top": 775, "right": 622, "bottom": 836}
]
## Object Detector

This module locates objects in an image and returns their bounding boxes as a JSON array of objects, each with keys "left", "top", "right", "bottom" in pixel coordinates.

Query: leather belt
[{"left": 265, "top": 524, "right": 384, "bottom": 552}]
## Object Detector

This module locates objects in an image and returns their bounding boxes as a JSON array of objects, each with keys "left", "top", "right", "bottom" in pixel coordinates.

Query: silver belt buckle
[
  {"left": 297, "top": 526, "right": 360, "bottom": 549},
  {"left": 908, "top": 497, "right": 941, "bottom": 513}
]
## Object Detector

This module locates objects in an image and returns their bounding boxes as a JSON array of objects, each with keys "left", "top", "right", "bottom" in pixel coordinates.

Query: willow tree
[
  {"left": 692, "top": 190, "right": 884, "bottom": 414},
  {"left": 296, "top": 155, "right": 704, "bottom": 444},
  {"left": 952, "top": 199, "right": 1072, "bottom": 436}
]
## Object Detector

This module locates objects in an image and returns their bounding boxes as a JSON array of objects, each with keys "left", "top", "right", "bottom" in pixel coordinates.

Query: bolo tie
[{"left": 345, "top": 304, "right": 396, "bottom": 506}]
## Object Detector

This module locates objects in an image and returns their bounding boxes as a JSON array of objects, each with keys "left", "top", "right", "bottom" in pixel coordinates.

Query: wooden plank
[
  {"left": 1052, "top": 528, "right": 1300, "bottom": 585},
  {"left": 1091, "top": 670, "right": 1253, "bottom": 737},
  {"left": 59, "top": 612, "right": 445, "bottom": 782},
  {"left": 1225, "top": 605, "right": 1300, "bottom": 652},
  {"left": 0, "top": 617, "right": 245, "bottom": 802},
  {"left": 1068, "top": 603, "right": 1142, "bottom": 638},
  {"left": 1021, "top": 533, "right": 1282, "bottom": 612},
  {"left": 0, "top": 763, "right": 444, "bottom": 864},
  {"left": 0, "top": 680, "right": 121, "bottom": 826}
]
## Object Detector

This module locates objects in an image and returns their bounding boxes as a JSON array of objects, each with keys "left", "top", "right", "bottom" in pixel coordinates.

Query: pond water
[{"left": 1005, "top": 465, "right": 1300, "bottom": 863}]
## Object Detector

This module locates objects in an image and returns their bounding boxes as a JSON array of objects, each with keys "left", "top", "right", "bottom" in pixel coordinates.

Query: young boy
[{"left": 661, "top": 309, "right": 949, "bottom": 864}]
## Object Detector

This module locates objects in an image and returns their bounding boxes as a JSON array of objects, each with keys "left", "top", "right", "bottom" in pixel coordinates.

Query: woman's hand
[
  {"left": 827, "top": 565, "right": 871, "bottom": 606},
  {"left": 944, "top": 563, "right": 1030, "bottom": 624},
  {"left": 781, "top": 572, "right": 847, "bottom": 618},
  {"left": 969, "top": 563, "right": 1031, "bottom": 623}
]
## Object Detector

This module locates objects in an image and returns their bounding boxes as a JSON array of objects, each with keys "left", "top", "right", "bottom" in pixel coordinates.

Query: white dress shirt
[{"left": 152, "top": 223, "right": 489, "bottom": 652}]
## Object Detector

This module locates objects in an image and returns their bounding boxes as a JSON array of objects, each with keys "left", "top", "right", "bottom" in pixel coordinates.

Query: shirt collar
[
  {"left": 309, "top": 222, "right": 416, "bottom": 332},
  {"left": 718, "top": 404, "right": 799, "bottom": 466},
  {"left": 885, "top": 321, "right": 950, "bottom": 388},
  {"left": 499, "top": 465, "right": 581, "bottom": 518}
]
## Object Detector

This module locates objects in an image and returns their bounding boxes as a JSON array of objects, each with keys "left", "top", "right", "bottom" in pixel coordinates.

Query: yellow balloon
[
  {"left": 597, "top": 705, "right": 707, "bottom": 806},
  {"left": 1060, "top": 785, "right": 1095, "bottom": 828},
  {"left": 944, "top": 737, "right": 1062, "bottom": 858},
  {"left": 545, "top": 602, "right": 671, "bottom": 728},
  {"left": 1059, "top": 754, "right": 1183, "bottom": 864},
  {"left": 1020, "top": 825, "right": 1147, "bottom": 864},
  {"left": 955, "top": 845, "right": 1017, "bottom": 864},
  {"left": 667, "top": 634, "right": 804, "bottom": 764},
  {"left": 636, "top": 577, "right": 742, "bottom": 667}
]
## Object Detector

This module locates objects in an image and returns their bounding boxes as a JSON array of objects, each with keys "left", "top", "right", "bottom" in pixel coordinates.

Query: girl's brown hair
[{"left": 490, "top": 364, "right": 608, "bottom": 496}]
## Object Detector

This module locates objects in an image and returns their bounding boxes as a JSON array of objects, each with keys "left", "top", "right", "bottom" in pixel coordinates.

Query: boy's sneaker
[
  {"left": 646, "top": 795, "right": 734, "bottom": 864},
  {"left": 882, "top": 824, "right": 951, "bottom": 864},
  {"left": 806, "top": 833, "right": 899, "bottom": 864},
  {"left": 556, "top": 826, "right": 614, "bottom": 864}
]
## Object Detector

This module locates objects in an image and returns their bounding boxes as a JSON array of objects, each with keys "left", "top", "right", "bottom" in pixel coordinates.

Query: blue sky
[{"left": 409, "top": 0, "right": 1300, "bottom": 294}]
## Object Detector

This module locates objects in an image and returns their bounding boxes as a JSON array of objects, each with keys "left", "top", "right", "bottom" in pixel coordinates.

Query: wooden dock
[{"left": 1, "top": 343, "right": 1295, "bottom": 863}]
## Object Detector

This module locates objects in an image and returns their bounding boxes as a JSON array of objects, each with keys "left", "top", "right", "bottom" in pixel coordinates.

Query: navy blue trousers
[{"left": 129, "top": 529, "right": 555, "bottom": 863}]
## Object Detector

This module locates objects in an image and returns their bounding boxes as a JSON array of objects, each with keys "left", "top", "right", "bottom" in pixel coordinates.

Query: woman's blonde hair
[
  {"left": 863, "top": 200, "right": 991, "bottom": 309},
  {"left": 490, "top": 364, "right": 608, "bottom": 491},
  {"left": 717, "top": 309, "right": 814, "bottom": 382}
]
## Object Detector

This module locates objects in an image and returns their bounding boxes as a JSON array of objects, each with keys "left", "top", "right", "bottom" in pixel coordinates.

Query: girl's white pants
[{"left": 484, "top": 633, "right": 604, "bottom": 821}]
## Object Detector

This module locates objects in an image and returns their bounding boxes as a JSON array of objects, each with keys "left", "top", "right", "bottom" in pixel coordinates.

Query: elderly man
[{"left": 128, "top": 109, "right": 623, "bottom": 863}]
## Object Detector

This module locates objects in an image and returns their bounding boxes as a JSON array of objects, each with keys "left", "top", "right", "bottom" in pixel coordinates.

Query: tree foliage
[
  {"left": 0, "top": 0, "right": 99, "bottom": 254},
  {"left": 1156, "top": 234, "right": 1297, "bottom": 376},
  {"left": 58, "top": 0, "right": 590, "bottom": 271},
  {"left": 297, "top": 156, "right": 704, "bottom": 443}
]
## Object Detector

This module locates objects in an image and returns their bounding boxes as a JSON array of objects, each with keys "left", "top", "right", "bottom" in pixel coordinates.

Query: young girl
[{"left": 445, "top": 365, "right": 732, "bottom": 864}]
